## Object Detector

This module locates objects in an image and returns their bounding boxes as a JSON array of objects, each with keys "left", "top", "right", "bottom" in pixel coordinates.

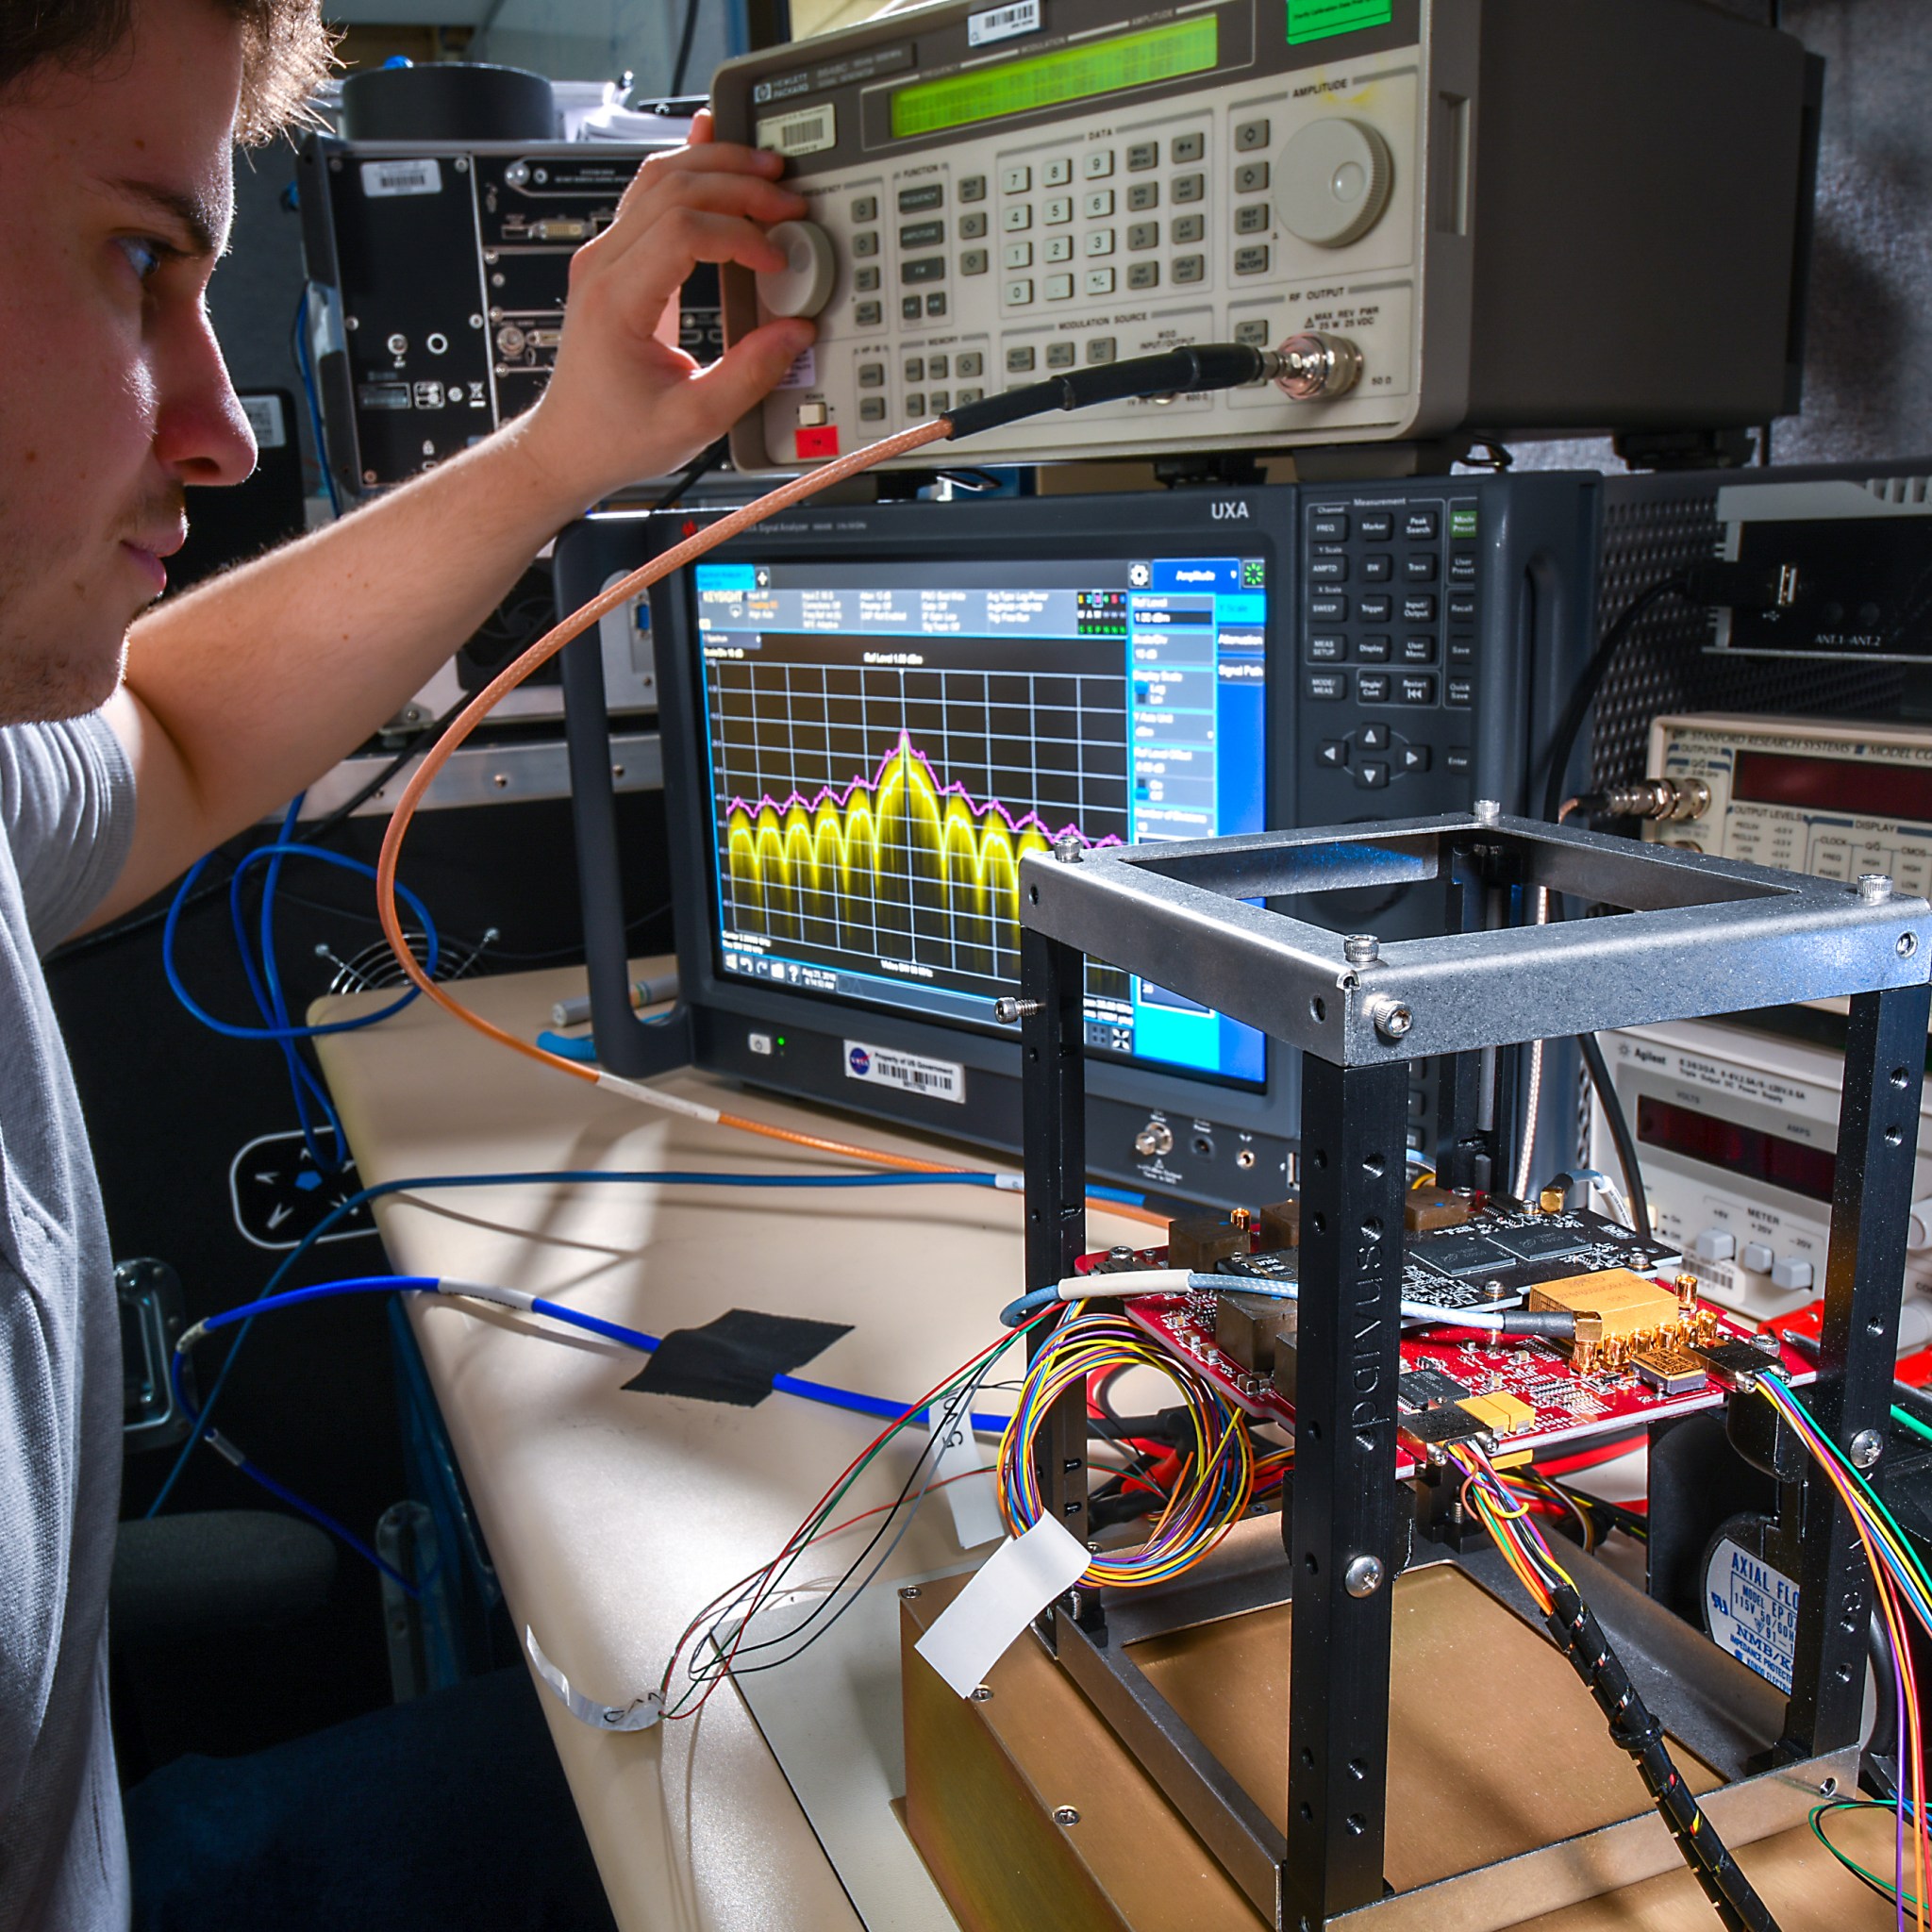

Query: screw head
[
  {"left": 992, "top": 996, "right": 1040, "bottom": 1024},
  {"left": 899, "top": 1585, "right": 922, "bottom": 1600},
  {"left": 1345, "top": 1555, "right": 1386, "bottom": 1598},
  {"left": 1367, "top": 995, "right": 1414, "bottom": 1041},
  {"left": 1900, "top": 933, "right": 1919, "bottom": 958},
  {"left": 970, "top": 1685, "right": 993, "bottom": 1702},
  {"left": 1848, "top": 1428, "right": 1884, "bottom": 1470},
  {"left": 1858, "top": 873, "right": 1894, "bottom": 903},
  {"left": 1342, "top": 933, "right": 1380, "bottom": 967},
  {"left": 1052, "top": 835, "right": 1084, "bottom": 863},
  {"left": 1052, "top": 1806, "right": 1080, "bottom": 1826},
  {"left": 1473, "top": 798, "right": 1502, "bottom": 824}
]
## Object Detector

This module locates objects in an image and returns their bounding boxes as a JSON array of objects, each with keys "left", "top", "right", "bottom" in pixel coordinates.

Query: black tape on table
[{"left": 625, "top": 1307, "right": 854, "bottom": 1407}]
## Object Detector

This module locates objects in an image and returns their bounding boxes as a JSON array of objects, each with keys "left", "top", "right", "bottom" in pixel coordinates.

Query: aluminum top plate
[{"left": 1019, "top": 811, "right": 1932, "bottom": 1065}]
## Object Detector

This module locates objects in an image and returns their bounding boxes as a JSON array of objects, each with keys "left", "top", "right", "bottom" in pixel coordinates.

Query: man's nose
[{"left": 152, "top": 301, "right": 258, "bottom": 486}]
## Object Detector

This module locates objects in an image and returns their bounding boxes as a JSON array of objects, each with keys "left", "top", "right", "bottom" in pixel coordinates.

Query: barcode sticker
[
  {"left": 968, "top": 0, "right": 1041, "bottom": 46},
  {"left": 755, "top": 105, "right": 837, "bottom": 158},
  {"left": 359, "top": 157, "right": 442, "bottom": 199},
  {"left": 843, "top": 1041, "right": 966, "bottom": 1104}
]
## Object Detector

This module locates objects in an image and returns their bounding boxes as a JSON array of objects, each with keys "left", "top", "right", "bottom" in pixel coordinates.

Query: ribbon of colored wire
[
  {"left": 998, "top": 1309, "right": 1258, "bottom": 1590},
  {"left": 1756, "top": 1371, "right": 1930, "bottom": 1932}
]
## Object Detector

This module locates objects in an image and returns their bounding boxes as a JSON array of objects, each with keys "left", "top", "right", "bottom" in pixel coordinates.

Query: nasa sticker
[{"left": 843, "top": 1040, "right": 966, "bottom": 1103}]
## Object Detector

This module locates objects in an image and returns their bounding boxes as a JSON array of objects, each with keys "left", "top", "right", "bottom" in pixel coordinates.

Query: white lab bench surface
[{"left": 312, "top": 959, "right": 1894, "bottom": 1932}]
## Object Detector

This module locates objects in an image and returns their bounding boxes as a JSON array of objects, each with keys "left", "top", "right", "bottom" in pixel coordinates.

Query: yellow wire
[{"left": 1802, "top": 1437, "right": 1928, "bottom": 1932}]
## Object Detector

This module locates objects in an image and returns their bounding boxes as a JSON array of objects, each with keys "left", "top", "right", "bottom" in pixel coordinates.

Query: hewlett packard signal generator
[{"left": 709, "top": 0, "right": 1818, "bottom": 471}]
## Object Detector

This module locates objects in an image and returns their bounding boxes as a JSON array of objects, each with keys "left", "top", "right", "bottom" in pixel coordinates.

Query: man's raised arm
[{"left": 91, "top": 120, "right": 812, "bottom": 926}]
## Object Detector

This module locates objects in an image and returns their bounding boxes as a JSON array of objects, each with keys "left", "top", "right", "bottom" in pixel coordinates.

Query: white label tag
[
  {"left": 241, "top": 393, "right": 287, "bottom": 449},
  {"left": 914, "top": 1516, "right": 1090, "bottom": 1697},
  {"left": 1706, "top": 1537, "right": 1798, "bottom": 1692},
  {"left": 928, "top": 1403, "right": 1004, "bottom": 1550},
  {"left": 969, "top": 0, "right": 1041, "bottom": 45},
  {"left": 777, "top": 346, "right": 818, "bottom": 390},
  {"left": 755, "top": 104, "right": 837, "bottom": 158},
  {"left": 360, "top": 157, "right": 443, "bottom": 199},
  {"left": 842, "top": 1041, "right": 965, "bottom": 1104}
]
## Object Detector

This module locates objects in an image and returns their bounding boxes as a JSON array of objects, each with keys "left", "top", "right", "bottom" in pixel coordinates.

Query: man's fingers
[
  {"left": 578, "top": 208, "right": 791, "bottom": 328},
  {"left": 629, "top": 138, "right": 786, "bottom": 192},
  {"left": 598, "top": 162, "right": 805, "bottom": 269},
  {"left": 625, "top": 168, "right": 807, "bottom": 227},
  {"left": 678, "top": 320, "right": 817, "bottom": 429}
]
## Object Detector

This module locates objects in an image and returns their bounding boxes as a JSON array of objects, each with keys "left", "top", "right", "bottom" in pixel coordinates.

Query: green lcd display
[{"left": 889, "top": 16, "right": 1220, "bottom": 142}]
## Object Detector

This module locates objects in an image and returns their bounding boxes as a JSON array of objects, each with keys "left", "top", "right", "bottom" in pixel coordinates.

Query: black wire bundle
[
  {"left": 1542, "top": 1581, "right": 1780, "bottom": 1932},
  {"left": 1533, "top": 573, "right": 1692, "bottom": 1240}
]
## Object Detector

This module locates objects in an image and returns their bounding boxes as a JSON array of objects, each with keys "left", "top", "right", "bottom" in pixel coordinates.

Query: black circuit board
[
  {"left": 1403, "top": 1206, "right": 1681, "bottom": 1307},
  {"left": 1199, "top": 1206, "right": 1681, "bottom": 1315}
]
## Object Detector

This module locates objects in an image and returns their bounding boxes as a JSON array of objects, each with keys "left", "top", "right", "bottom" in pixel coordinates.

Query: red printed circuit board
[{"left": 1085, "top": 1206, "right": 1816, "bottom": 1476}]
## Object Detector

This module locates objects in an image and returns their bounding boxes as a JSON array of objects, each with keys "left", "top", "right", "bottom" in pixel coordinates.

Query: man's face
[{"left": 0, "top": 0, "right": 258, "bottom": 724}]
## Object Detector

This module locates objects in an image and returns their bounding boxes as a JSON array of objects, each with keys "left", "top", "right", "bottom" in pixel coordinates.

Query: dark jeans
[{"left": 125, "top": 1665, "right": 619, "bottom": 1932}]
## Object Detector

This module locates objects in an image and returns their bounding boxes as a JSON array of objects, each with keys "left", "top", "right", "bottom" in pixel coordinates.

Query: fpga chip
[
  {"left": 1490, "top": 1223, "right": 1591, "bottom": 1264},
  {"left": 1412, "top": 1232, "right": 1514, "bottom": 1278}
]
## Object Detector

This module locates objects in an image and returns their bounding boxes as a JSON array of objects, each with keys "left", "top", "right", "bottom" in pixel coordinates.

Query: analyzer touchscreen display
[{"left": 691, "top": 552, "right": 1268, "bottom": 1085}]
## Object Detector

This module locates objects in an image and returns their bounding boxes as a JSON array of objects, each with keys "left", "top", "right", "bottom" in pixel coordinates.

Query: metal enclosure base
[
  {"left": 1008, "top": 811, "right": 1927, "bottom": 1928},
  {"left": 901, "top": 1538, "right": 1853, "bottom": 1932}
]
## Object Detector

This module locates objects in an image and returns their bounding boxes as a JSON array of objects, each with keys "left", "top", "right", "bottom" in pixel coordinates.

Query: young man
[{"left": 0, "top": 1, "right": 814, "bottom": 1923}]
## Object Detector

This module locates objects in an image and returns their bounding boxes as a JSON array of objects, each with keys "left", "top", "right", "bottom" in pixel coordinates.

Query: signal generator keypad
[{"left": 740, "top": 44, "right": 1424, "bottom": 469}]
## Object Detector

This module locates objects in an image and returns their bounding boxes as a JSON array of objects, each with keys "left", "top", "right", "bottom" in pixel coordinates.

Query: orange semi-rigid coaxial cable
[{"left": 375, "top": 348, "right": 1285, "bottom": 1218}]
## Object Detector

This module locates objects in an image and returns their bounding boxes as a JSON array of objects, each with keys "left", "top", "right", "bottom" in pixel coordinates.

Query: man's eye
[{"left": 118, "top": 237, "right": 165, "bottom": 281}]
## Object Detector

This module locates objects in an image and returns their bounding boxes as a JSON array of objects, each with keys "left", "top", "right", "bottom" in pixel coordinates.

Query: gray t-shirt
[{"left": 0, "top": 715, "right": 135, "bottom": 1929}]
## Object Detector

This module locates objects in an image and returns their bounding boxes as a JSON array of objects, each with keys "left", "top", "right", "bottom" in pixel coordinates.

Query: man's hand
[
  {"left": 512, "top": 113, "right": 816, "bottom": 513},
  {"left": 92, "top": 126, "right": 822, "bottom": 928}
]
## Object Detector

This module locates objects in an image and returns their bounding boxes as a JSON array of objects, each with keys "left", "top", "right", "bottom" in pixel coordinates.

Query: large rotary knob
[
  {"left": 755, "top": 219, "right": 837, "bottom": 319},
  {"left": 1278, "top": 119, "right": 1393, "bottom": 249}
]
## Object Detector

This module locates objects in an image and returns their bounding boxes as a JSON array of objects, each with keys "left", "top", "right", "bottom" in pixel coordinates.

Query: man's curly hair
[{"left": 1, "top": 0, "right": 335, "bottom": 142}]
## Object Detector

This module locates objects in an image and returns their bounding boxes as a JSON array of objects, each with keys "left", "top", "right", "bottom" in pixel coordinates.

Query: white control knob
[
  {"left": 756, "top": 220, "right": 836, "bottom": 319},
  {"left": 1277, "top": 118, "right": 1394, "bottom": 249},
  {"left": 1693, "top": 1228, "right": 1736, "bottom": 1263},
  {"left": 1770, "top": 1256, "right": 1814, "bottom": 1293},
  {"left": 1899, "top": 1296, "right": 1932, "bottom": 1356},
  {"left": 1740, "top": 1241, "right": 1774, "bottom": 1275},
  {"left": 1908, "top": 1196, "right": 1932, "bottom": 1252}
]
